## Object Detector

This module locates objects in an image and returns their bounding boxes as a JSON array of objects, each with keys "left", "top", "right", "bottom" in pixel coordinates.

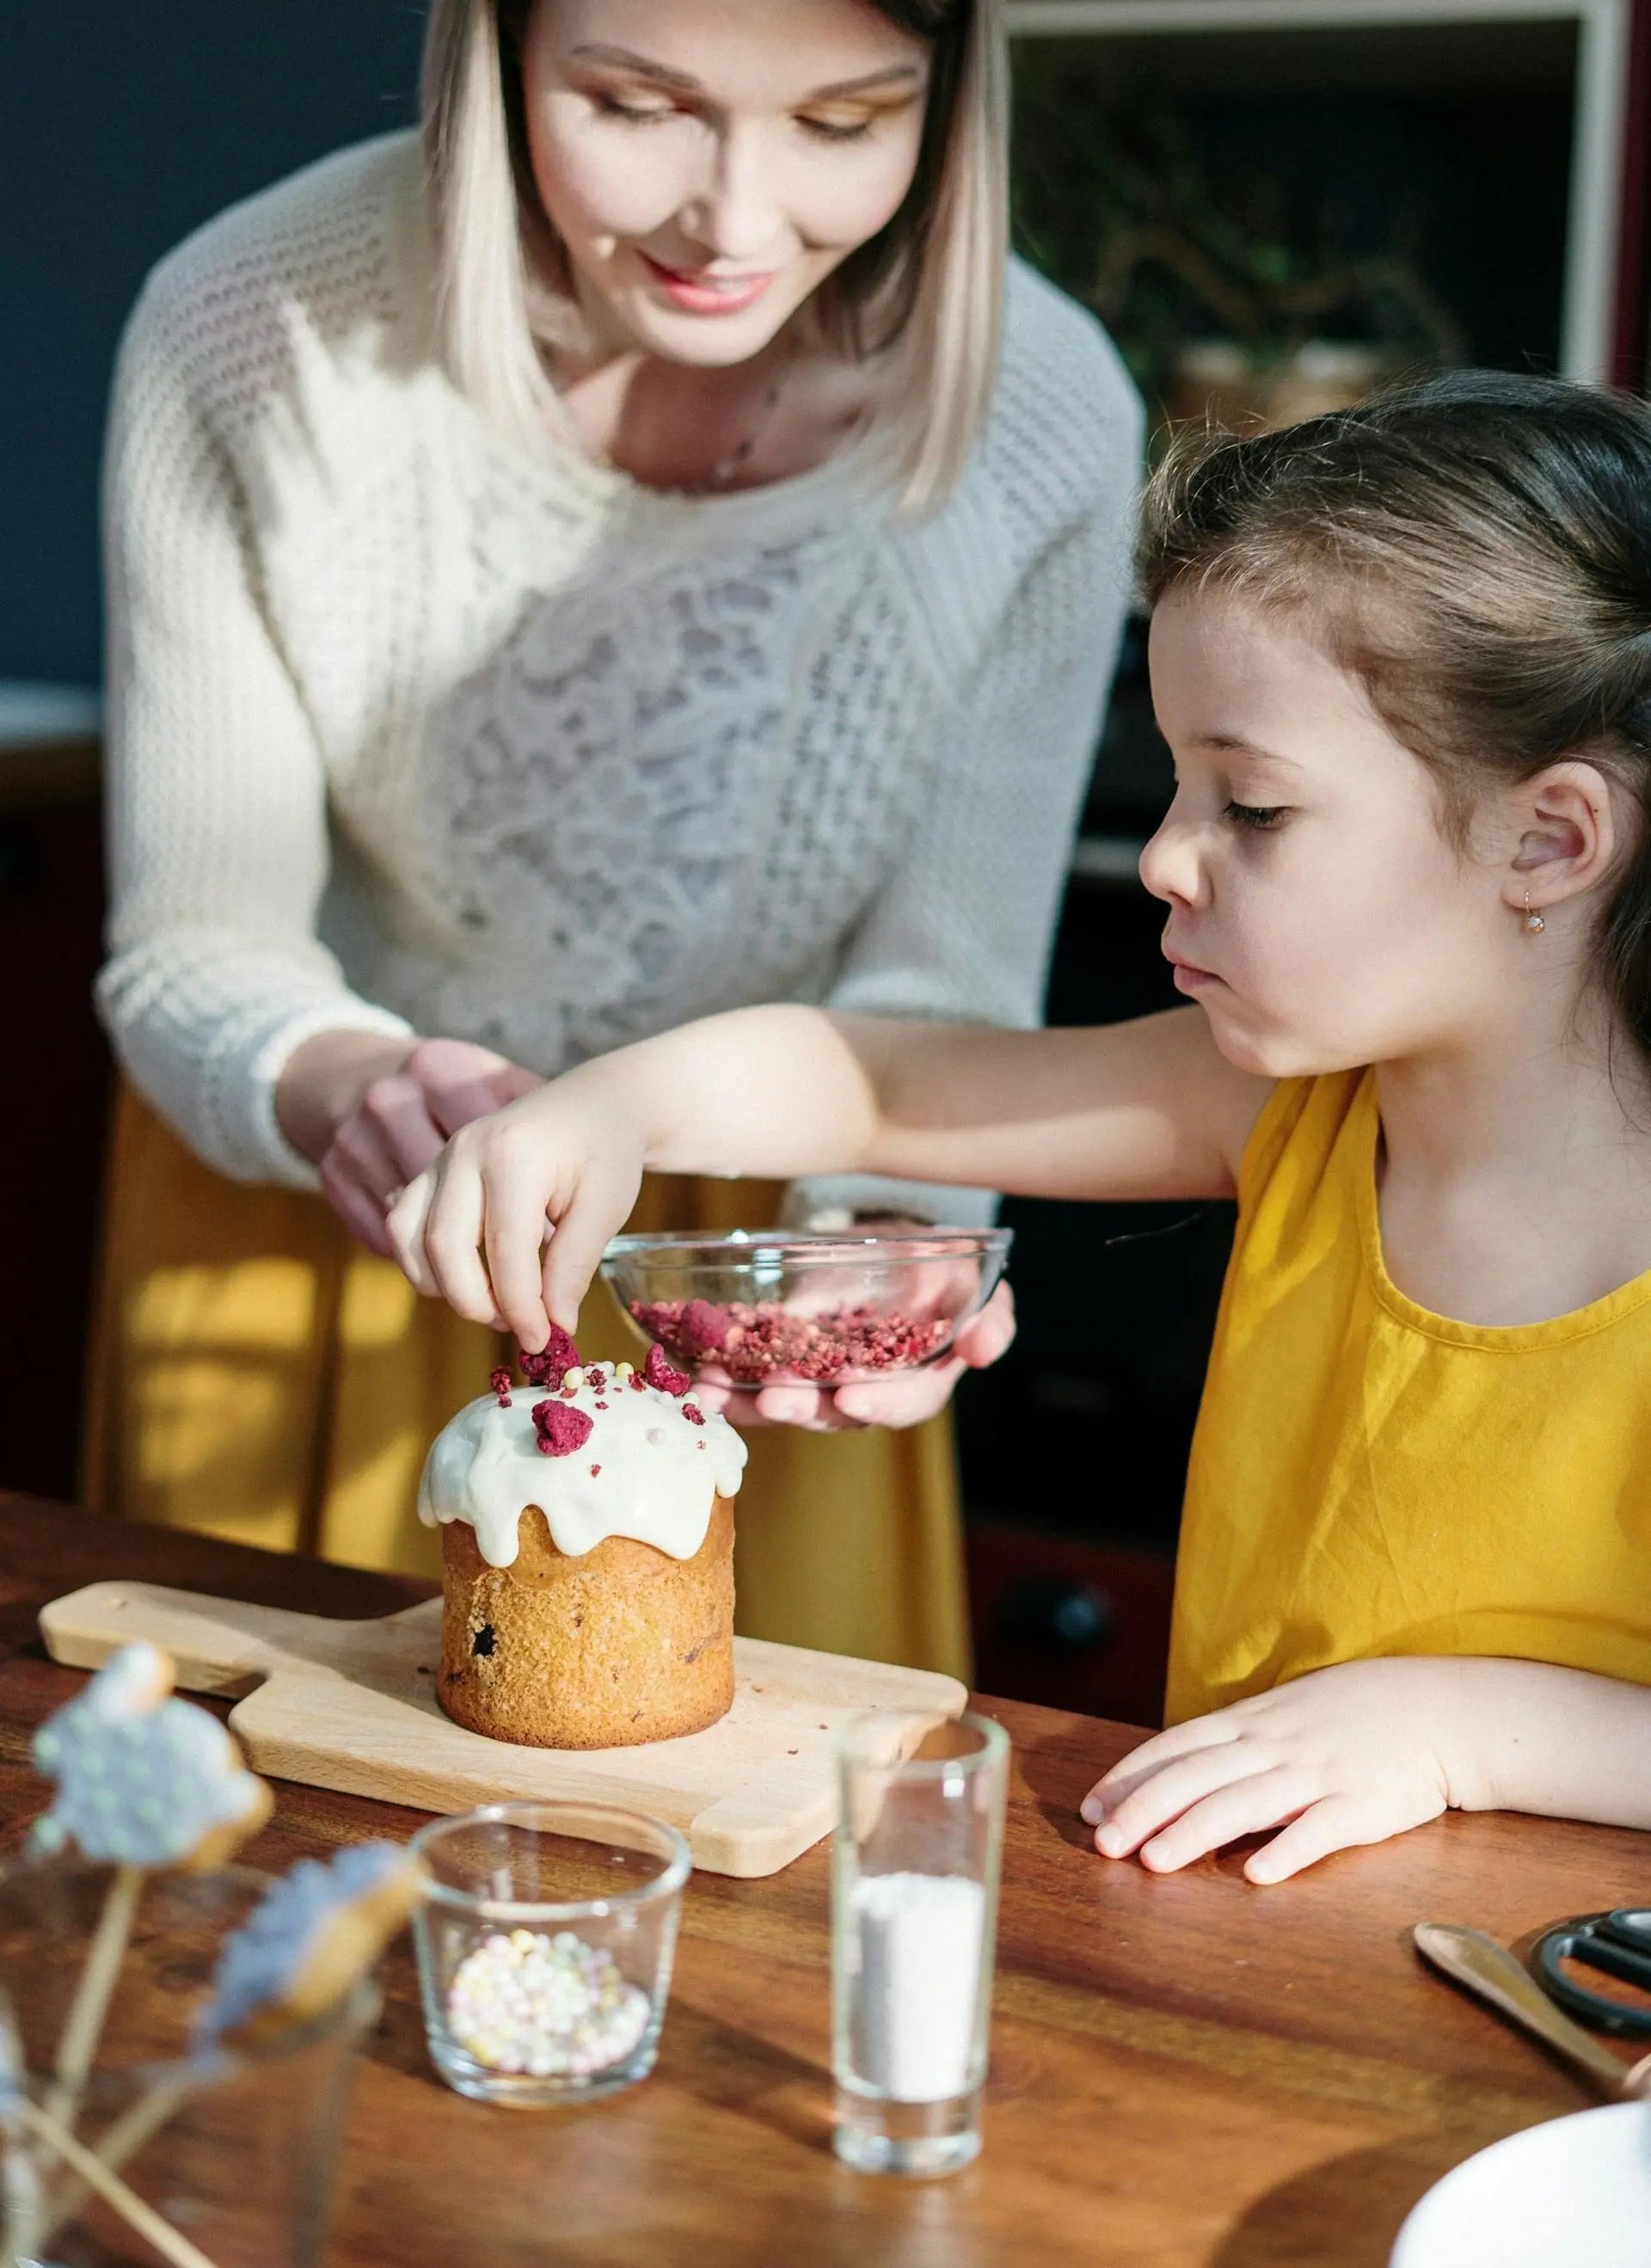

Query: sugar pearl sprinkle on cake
[
  {"left": 446, "top": 1929, "right": 650, "bottom": 2078},
  {"left": 30, "top": 1641, "right": 268, "bottom": 1870}
]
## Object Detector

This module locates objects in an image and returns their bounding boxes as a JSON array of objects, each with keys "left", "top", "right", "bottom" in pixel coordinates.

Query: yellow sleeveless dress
[
  {"left": 82, "top": 1085, "right": 971, "bottom": 1678},
  {"left": 1167, "top": 1070, "right": 1651, "bottom": 1724}
]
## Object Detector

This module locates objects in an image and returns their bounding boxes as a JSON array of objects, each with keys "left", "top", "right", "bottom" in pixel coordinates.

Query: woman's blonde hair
[{"left": 420, "top": 0, "right": 1007, "bottom": 512}]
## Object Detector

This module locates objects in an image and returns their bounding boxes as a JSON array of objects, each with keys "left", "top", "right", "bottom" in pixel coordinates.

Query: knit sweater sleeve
[
  {"left": 96, "top": 263, "right": 414, "bottom": 1188},
  {"left": 789, "top": 284, "right": 1145, "bottom": 1230}
]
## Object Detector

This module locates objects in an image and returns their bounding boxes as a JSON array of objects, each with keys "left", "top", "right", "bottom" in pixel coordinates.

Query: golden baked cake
[{"left": 418, "top": 1334, "right": 748, "bottom": 1749}]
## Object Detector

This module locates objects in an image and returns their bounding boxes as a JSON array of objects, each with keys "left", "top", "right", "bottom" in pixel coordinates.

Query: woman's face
[{"left": 520, "top": 0, "right": 932, "bottom": 366}]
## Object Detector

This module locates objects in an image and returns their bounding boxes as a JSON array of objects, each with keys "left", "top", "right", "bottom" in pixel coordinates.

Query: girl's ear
[{"left": 1506, "top": 759, "right": 1622, "bottom": 919}]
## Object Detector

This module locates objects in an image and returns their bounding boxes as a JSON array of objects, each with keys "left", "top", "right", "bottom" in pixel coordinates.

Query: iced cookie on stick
[
  {"left": 199, "top": 1841, "right": 425, "bottom": 2050},
  {"left": 29, "top": 1643, "right": 271, "bottom": 2138},
  {"left": 28, "top": 1842, "right": 426, "bottom": 2267}
]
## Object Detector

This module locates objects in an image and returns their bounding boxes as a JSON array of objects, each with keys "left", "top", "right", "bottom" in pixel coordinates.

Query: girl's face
[
  {"left": 520, "top": 0, "right": 931, "bottom": 366},
  {"left": 1140, "top": 588, "right": 1518, "bottom": 1079}
]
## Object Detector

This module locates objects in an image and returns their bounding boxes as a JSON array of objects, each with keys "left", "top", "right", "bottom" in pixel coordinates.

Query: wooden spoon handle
[{"left": 1414, "top": 1923, "right": 1642, "bottom": 2098}]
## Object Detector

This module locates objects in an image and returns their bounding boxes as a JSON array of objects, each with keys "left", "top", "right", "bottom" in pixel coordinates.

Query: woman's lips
[{"left": 638, "top": 255, "right": 776, "bottom": 315}]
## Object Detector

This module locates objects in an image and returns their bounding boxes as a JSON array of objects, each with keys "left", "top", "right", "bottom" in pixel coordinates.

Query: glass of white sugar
[{"left": 831, "top": 1709, "right": 1009, "bottom": 2177}]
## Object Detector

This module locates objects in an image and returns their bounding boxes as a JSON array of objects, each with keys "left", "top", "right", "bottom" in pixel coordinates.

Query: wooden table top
[{"left": 3, "top": 1493, "right": 1647, "bottom": 2267}]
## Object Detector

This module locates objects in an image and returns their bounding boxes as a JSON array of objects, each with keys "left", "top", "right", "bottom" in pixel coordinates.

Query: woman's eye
[
  {"left": 593, "top": 92, "right": 679, "bottom": 126},
  {"left": 797, "top": 112, "right": 875, "bottom": 143},
  {"left": 1223, "top": 800, "right": 1286, "bottom": 831}
]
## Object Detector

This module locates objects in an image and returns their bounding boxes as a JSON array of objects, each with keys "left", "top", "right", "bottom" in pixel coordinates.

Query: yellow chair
[{"left": 83, "top": 1085, "right": 972, "bottom": 1678}]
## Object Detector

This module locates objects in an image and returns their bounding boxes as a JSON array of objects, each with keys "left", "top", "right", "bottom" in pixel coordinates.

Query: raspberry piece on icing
[
  {"left": 682, "top": 1403, "right": 706, "bottom": 1426},
  {"left": 519, "top": 1328, "right": 582, "bottom": 1387},
  {"left": 644, "top": 1343, "right": 691, "bottom": 1397},
  {"left": 489, "top": 1368, "right": 513, "bottom": 1408},
  {"left": 531, "top": 1399, "right": 595, "bottom": 1458}
]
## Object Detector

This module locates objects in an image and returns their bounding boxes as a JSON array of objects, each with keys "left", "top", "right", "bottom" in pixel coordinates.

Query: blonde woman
[{"left": 87, "top": 0, "right": 1142, "bottom": 1676}]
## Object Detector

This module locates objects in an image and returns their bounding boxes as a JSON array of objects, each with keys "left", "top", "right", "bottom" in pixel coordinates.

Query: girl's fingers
[
  {"left": 1243, "top": 1794, "right": 1381, "bottom": 1885},
  {"left": 1137, "top": 1766, "right": 1311, "bottom": 1874},
  {"left": 538, "top": 1165, "right": 641, "bottom": 1337},
  {"left": 1086, "top": 1717, "right": 1239, "bottom": 1806},
  {"left": 420, "top": 1158, "right": 506, "bottom": 1328},
  {"left": 479, "top": 1164, "right": 558, "bottom": 1350},
  {"left": 1089, "top": 1740, "right": 1268, "bottom": 1858}
]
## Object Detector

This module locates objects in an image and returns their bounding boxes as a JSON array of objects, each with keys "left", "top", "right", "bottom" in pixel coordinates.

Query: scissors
[{"left": 1531, "top": 1909, "right": 1651, "bottom": 2038}]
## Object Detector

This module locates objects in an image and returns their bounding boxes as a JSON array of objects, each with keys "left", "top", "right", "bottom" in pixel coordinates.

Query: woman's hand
[
  {"left": 1079, "top": 1658, "right": 1464, "bottom": 1884},
  {"left": 279, "top": 1031, "right": 541, "bottom": 1259},
  {"left": 692, "top": 1282, "right": 1016, "bottom": 1432}
]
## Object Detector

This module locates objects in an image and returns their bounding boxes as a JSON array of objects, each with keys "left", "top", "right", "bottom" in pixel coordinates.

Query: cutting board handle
[{"left": 39, "top": 1582, "right": 381, "bottom": 1698}]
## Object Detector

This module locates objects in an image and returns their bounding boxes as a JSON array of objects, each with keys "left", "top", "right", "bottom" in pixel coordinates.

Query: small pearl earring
[{"left": 1523, "top": 890, "right": 1545, "bottom": 934}]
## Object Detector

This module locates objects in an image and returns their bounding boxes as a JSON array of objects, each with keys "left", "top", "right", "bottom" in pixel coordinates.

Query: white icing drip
[{"left": 417, "top": 1372, "right": 747, "bottom": 1569}]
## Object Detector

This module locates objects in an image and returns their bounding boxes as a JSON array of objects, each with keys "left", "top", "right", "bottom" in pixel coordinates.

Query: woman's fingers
[
  {"left": 321, "top": 1148, "right": 400, "bottom": 1259},
  {"left": 386, "top": 1173, "right": 439, "bottom": 1292},
  {"left": 356, "top": 1073, "right": 449, "bottom": 1186},
  {"left": 952, "top": 1283, "right": 1016, "bottom": 1368},
  {"left": 832, "top": 1358, "right": 966, "bottom": 1428}
]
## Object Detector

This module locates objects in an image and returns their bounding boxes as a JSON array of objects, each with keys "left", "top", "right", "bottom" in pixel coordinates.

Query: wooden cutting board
[{"left": 38, "top": 1583, "right": 967, "bottom": 1878}]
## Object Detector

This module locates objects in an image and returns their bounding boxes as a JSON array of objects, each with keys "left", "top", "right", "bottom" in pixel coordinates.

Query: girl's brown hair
[
  {"left": 422, "top": 0, "right": 1007, "bottom": 512},
  {"left": 1138, "top": 370, "right": 1651, "bottom": 1054}
]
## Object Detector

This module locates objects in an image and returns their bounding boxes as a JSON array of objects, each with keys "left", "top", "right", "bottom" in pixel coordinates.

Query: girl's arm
[
  {"left": 789, "top": 336, "right": 1144, "bottom": 1234},
  {"left": 389, "top": 1001, "right": 1270, "bottom": 1349},
  {"left": 1083, "top": 1656, "right": 1651, "bottom": 1885}
]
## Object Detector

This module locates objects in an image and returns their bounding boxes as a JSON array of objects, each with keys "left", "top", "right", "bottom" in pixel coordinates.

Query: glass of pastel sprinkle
[{"left": 409, "top": 1804, "right": 689, "bottom": 2105}]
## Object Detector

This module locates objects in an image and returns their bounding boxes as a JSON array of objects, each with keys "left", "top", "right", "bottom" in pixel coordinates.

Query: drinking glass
[
  {"left": 0, "top": 1853, "right": 377, "bottom": 2268},
  {"left": 832, "top": 1710, "right": 1009, "bottom": 2176},
  {"left": 410, "top": 1801, "right": 688, "bottom": 2107}
]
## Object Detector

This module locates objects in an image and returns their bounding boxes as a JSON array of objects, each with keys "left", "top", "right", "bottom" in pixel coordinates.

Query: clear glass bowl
[{"left": 598, "top": 1226, "right": 1013, "bottom": 1389}]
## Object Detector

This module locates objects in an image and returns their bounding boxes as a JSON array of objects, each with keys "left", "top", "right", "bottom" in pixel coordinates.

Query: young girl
[{"left": 389, "top": 369, "right": 1651, "bottom": 1882}]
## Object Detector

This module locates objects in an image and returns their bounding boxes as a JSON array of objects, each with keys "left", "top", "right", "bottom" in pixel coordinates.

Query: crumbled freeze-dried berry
[
  {"left": 489, "top": 1368, "right": 513, "bottom": 1408},
  {"left": 682, "top": 1404, "right": 705, "bottom": 1427},
  {"left": 628, "top": 1372, "right": 647, "bottom": 1392},
  {"left": 531, "top": 1399, "right": 595, "bottom": 1458},
  {"left": 630, "top": 1300, "right": 952, "bottom": 1385},
  {"left": 644, "top": 1343, "right": 691, "bottom": 1396},
  {"left": 590, "top": 1464, "right": 602, "bottom": 1478},
  {"left": 519, "top": 1328, "right": 581, "bottom": 1387},
  {"left": 678, "top": 1298, "right": 731, "bottom": 1355}
]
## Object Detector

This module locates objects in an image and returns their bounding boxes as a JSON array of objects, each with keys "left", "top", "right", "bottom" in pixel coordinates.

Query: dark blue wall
[{"left": 3, "top": 3, "right": 427, "bottom": 685}]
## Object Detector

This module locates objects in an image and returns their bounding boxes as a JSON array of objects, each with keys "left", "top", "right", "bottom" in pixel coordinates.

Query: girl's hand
[
  {"left": 693, "top": 1283, "right": 1016, "bottom": 1432},
  {"left": 1080, "top": 1658, "right": 1463, "bottom": 1884},
  {"left": 386, "top": 1077, "right": 648, "bottom": 1347}
]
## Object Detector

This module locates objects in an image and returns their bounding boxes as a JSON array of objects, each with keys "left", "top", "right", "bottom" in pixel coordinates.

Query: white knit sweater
[{"left": 99, "top": 132, "right": 1142, "bottom": 1222}]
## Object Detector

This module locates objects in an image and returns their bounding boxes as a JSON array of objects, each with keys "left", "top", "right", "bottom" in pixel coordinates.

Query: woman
[{"left": 86, "top": 0, "right": 1142, "bottom": 1676}]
